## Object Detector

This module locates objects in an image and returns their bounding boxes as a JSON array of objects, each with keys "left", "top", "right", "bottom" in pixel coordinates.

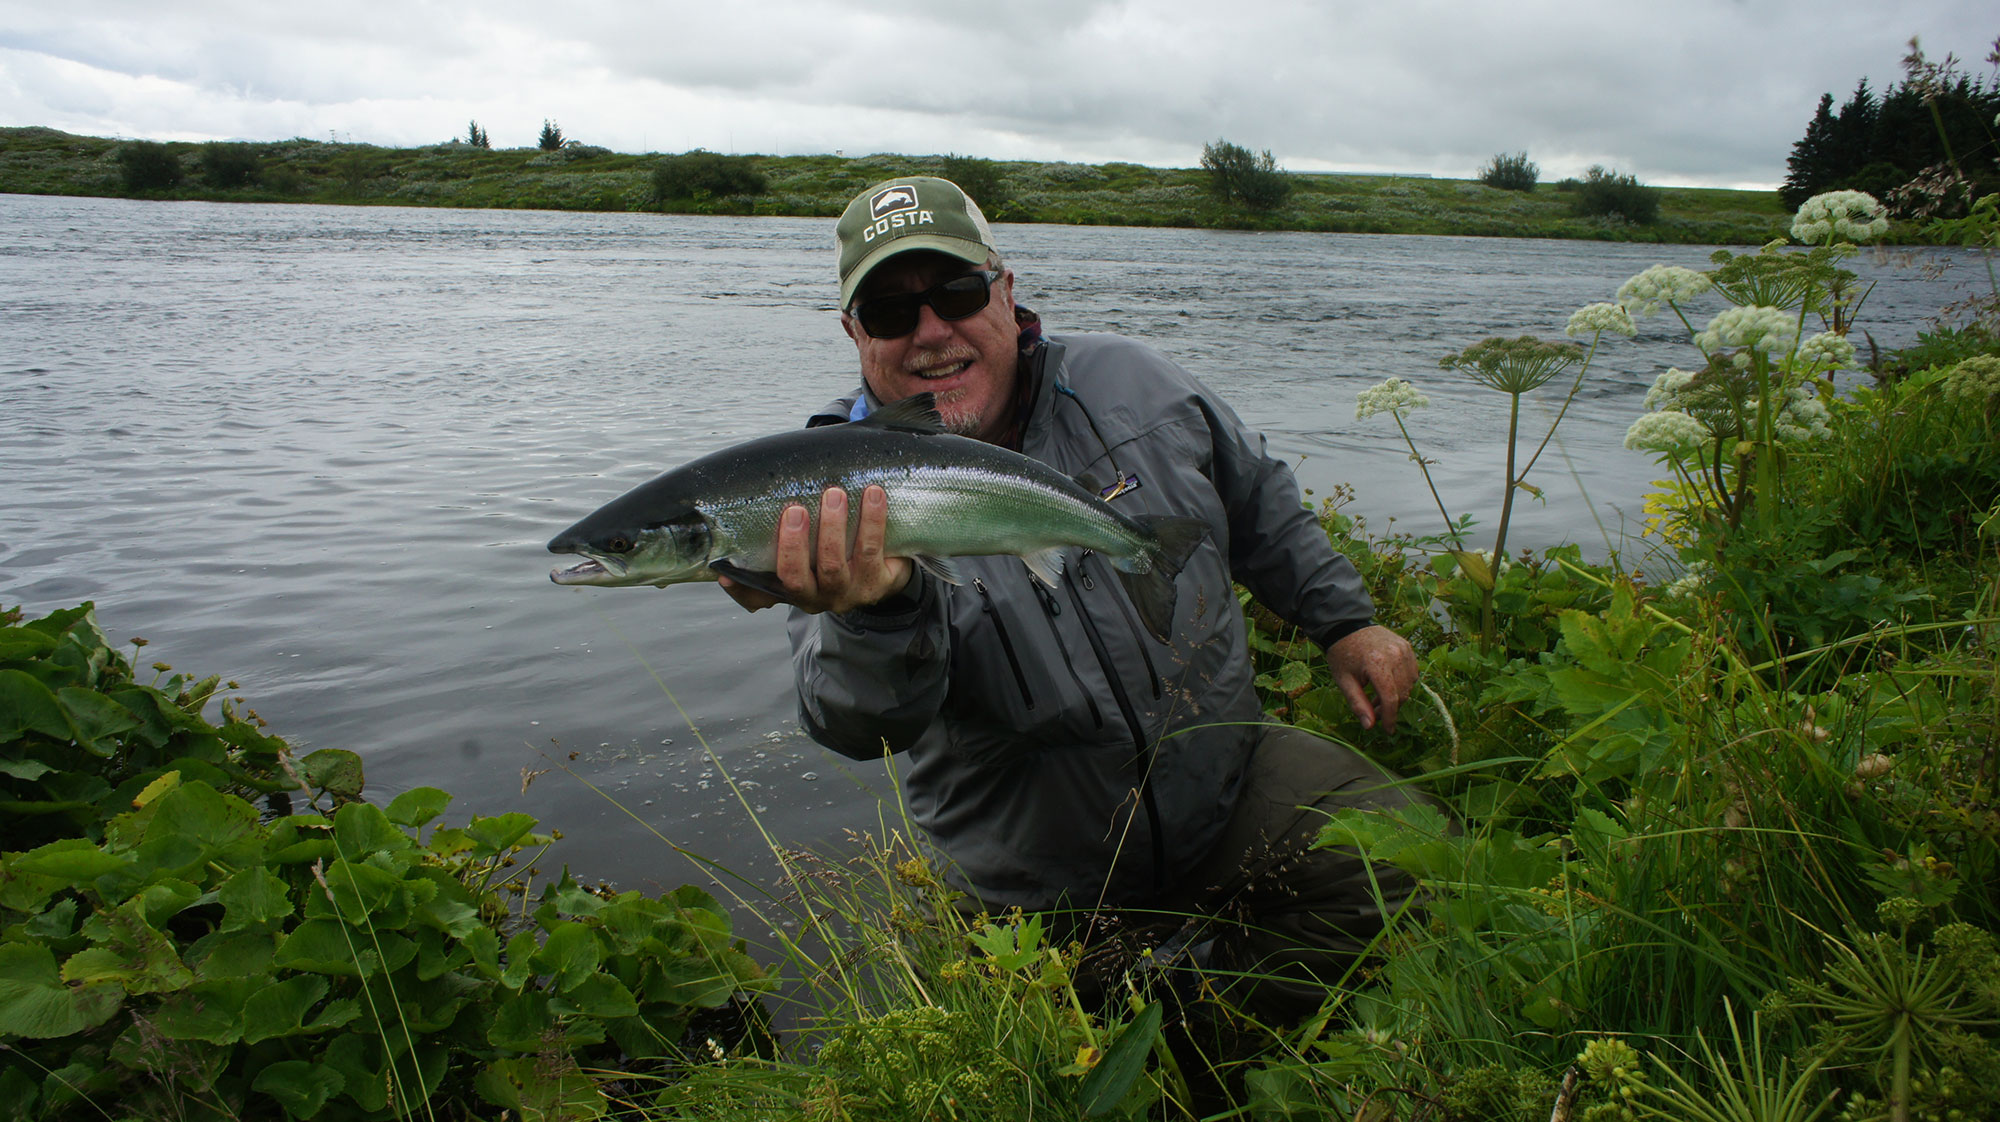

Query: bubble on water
[{"left": 801, "top": 772, "right": 818, "bottom": 781}]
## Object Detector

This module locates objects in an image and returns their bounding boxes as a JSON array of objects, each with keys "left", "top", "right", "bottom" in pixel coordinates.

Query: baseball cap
[{"left": 835, "top": 177, "right": 998, "bottom": 310}]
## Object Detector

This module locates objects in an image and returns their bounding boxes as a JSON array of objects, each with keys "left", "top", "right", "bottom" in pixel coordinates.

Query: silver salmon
[{"left": 547, "top": 394, "right": 1208, "bottom": 641}]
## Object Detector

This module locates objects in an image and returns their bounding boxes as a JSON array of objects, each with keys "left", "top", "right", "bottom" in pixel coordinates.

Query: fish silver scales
[{"left": 547, "top": 394, "right": 1208, "bottom": 640}]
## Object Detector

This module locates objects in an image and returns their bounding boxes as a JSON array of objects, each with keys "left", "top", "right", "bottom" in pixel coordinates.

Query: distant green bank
[{"left": 2, "top": 125, "right": 1794, "bottom": 244}]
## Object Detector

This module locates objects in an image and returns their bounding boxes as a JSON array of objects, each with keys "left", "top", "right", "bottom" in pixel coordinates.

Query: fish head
[{"left": 547, "top": 510, "right": 714, "bottom": 587}]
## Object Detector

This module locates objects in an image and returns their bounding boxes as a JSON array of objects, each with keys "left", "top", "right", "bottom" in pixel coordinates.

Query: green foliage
[
  {"left": 1571, "top": 165, "right": 1661, "bottom": 224},
  {"left": 466, "top": 120, "right": 489, "bottom": 149},
  {"left": 198, "top": 142, "right": 262, "bottom": 190},
  {"left": 651, "top": 150, "right": 768, "bottom": 204},
  {"left": 537, "top": 119, "right": 565, "bottom": 151},
  {"left": 939, "top": 151, "right": 1010, "bottom": 209},
  {"left": 1480, "top": 151, "right": 1540, "bottom": 192},
  {"left": 114, "top": 141, "right": 181, "bottom": 194},
  {"left": 1781, "top": 47, "right": 2000, "bottom": 212},
  {"left": 1200, "top": 138, "right": 1292, "bottom": 211},
  {"left": 0, "top": 603, "right": 771, "bottom": 1120},
  {"left": 1, "top": 127, "right": 1795, "bottom": 241}
]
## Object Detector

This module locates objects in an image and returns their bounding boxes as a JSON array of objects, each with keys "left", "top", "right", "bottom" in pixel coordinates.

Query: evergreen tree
[
  {"left": 1781, "top": 93, "right": 1838, "bottom": 209},
  {"left": 538, "top": 119, "right": 565, "bottom": 151},
  {"left": 467, "top": 120, "right": 490, "bottom": 149}
]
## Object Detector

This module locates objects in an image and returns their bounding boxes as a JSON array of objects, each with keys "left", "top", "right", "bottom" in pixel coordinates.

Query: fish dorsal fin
[{"left": 857, "top": 392, "right": 946, "bottom": 435}]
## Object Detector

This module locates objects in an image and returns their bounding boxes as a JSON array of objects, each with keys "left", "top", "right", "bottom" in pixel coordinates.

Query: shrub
[
  {"left": 537, "top": 119, "right": 565, "bottom": 151},
  {"left": 1200, "top": 138, "right": 1291, "bottom": 211},
  {"left": 198, "top": 142, "right": 262, "bottom": 190},
  {"left": 1478, "top": 151, "right": 1539, "bottom": 192},
  {"left": 1570, "top": 165, "right": 1660, "bottom": 223},
  {"left": 939, "top": 152, "right": 1010, "bottom": 209},
  {"left": 651, "top": 150, "right": 767, "bottom": 201},
  {"left": 115, "top": 141, "right": 182, "bottom": 193},
  {"left": 0, "top": 602, "right": 773, "bottom": 1120}
]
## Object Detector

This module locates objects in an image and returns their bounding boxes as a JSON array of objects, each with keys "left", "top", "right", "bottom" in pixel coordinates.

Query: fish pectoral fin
[
  {"left": 1020, "top": 548, "right": 1067, "bottom": 589},
  {"left": 710, "top": 560, "right": 790, "bottom": 601},
  {"left": 857, "top": 393, "right": 946, "bottom": 435},
  {"left": 911, "top": 555, "right": 963, "bottom": 586}
]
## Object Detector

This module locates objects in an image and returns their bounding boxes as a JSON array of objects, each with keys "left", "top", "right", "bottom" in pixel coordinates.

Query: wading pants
[{"left": 1167, "top": 723, "right": 1438, "bottom": 1025}]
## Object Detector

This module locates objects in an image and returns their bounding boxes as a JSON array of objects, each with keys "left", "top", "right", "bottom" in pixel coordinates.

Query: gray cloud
[{"left": 1, "top": 0, "right": 1992, "bottom": 187}]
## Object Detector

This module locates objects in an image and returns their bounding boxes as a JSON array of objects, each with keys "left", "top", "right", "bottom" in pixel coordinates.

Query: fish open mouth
[{"left": 550, "top": 557, "right": 612, "bottom": 585}]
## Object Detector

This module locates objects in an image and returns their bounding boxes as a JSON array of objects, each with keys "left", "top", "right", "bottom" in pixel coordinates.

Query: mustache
[{"left": 901, "top": 346, "right": 979, "bottom": 374}]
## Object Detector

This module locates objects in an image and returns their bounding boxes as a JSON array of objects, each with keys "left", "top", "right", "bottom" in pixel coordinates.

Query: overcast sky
[{"left": 1, "top": 1, "right": 1993, "bottom": 189}]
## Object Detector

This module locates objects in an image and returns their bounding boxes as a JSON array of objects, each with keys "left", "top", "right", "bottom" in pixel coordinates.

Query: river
[{"left": 0, "top": 193, "right": 1983, "bottom": 907}]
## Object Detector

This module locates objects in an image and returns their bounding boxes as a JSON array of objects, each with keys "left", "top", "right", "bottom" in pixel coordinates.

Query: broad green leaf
[
  {"left": 1081, "top": 1000, "right": 1163, "bottom": 1116},
  {"left": 0, "top": 942, "right": 123, "bottom": 1038},
  {"left": 474, "top": 1056, "right": 607, "bottom": 1119},
  {"left": 252, "top": 1060, "right": 345, "bottom": 1119},
  {"left": 66, "top": 898, "right": 191, "bottom": 994},
  {"left": 487, "top": 990, "right": 554, "bottom": 1051},
  {"left": 322, "top": 1034, "right": 390, "bottom": 1112},
  {"left": 554, "top": 972, "right": 637, "bottom": 1018},
  {"left": 0, "top": 626, "right": 59, "bottom": 661},
  {"left": 530, "top": 921, "right": 603, "bottom": 992},
  {"left": 241, "top": 974, "right": 331, "bottom": 1043},
  {"left": 56, "top": 686, "right": 142, "bottom": 752},
  {"left": 11, "top": 838, "right": 134, "bottom": 885},
  {"left": 275, "top": 918, "right": 369, "bottom": 977},
  {"left": 185, "top": 929, "right": 277, "bottom": 981},
  {"left": 300, "top": 748, "right": 365, "bottom": 798},
  {"left": 463, "top": 812, "right": 538, "bottom": 855},
  {"left": 332, "top": 801, "right": 409, "bottom": 860},
  {"left": 139, "top": 781, "right": 260, "bottom": 875},
  {"left": 130, "top": 770, "right": 181, "bottom": 808},
  {"left": 0, "top": 669, "right": 71, "bottom": 742},
  {"left": 310, "top": 858, "right": 404, "bottom": 925},
  {"left": 219, "top": 866, "right": 295, "bottom": 931},
  {"left": 0, "top": 757, "right": 55, "bottom": 780},
  {"left": 384, "top": 786, "right": 451, "bottom": 829}
]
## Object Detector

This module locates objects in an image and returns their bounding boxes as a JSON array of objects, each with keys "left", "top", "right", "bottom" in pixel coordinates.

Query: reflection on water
[{"left": 1, "top": 194, "right": 1983, "bottom": 895}]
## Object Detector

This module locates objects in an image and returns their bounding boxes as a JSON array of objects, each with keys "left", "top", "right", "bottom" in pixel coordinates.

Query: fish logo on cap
[{"left": 870, "top": 186, "right": 919, "bottom": 220}]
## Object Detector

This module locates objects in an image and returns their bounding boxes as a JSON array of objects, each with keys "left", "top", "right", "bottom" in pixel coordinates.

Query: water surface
[{"left": 1, "top": 194, "right": 1981, "bottom": 899}]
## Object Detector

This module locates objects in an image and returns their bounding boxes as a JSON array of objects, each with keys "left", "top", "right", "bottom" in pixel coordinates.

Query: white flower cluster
[
  {"left": 1623, "top": 409, "right": 1711, "bottom": 453},
  {"left": 1616, "top": 265, "right": 1711, "bottom": 318},
  {"left": 1789, "top": 190, "right": 1889, "bottom": 245},
  {"left": 1695, "top": 305, "right": 1799, "bottom": 366},
  {"left": 1792, "top": 331, "right": 1857, "bottom": 374},
  {"left": 1663, "top": 561, "right": 1711, "bottom": 599},
  {"left": 1771, "top": 384, "right": 1832, "bottom": 442},
  {"left": 1355, "top": 377, "right": 1431, "bottom": 420},
  {"left": 1566, "top": 302, "right": 1638, "bottom": 339},
  {"left": 1642, "top": 368, "right": 1697, "bottom": 410}
]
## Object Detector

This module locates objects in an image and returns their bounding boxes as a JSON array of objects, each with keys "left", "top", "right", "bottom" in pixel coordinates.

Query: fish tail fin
[{"left": 1115, "top": 516, "right": 1210, "bottom": 643}]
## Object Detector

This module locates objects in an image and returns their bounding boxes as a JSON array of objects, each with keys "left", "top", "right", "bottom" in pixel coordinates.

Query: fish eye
[{"left": 606, "top": 536, "right": 633, "bottom": 553}]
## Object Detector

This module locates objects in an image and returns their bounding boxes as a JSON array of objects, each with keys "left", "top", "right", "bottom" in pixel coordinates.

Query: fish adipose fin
[
  {"left": 709, "top": 560, "right": 789, "bottom": 601},
  {"left": 856, "top": 392, "right": 946, "bottom": 435},
  {"left": 1114, "top": 516, "right": 1210, "bottom": 643}
]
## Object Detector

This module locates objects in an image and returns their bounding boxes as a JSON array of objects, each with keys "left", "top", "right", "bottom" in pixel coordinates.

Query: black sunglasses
[{"left": 851, "top": 271, "right": 998, "bottom": 339}]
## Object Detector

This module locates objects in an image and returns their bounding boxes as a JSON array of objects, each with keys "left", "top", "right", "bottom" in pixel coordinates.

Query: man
[{"left": 721, "top": 176, "right": 1428, "bottom": 1020}]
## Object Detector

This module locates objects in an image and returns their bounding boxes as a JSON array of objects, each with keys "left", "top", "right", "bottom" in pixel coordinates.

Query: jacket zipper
[
  {"left": 974, "top": 578, "right": 1035, "bottom": 710},
  {"left": 1032, "top": 580, "right": 1104, "bottom": 729},
  {"left": 1079, "top": 551, "right": 1162, "bottom": 699},
  {"left": 1065, "top": 575, "right": 1167, "bottom": 895}
]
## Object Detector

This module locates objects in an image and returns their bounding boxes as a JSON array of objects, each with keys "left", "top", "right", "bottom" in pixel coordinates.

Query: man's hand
[
  {"left": 717, "top": 485, "right": 914, "bottom": 614},
  {"left": 1324, "top": 625, "right": 1418, "bottom": 733}
]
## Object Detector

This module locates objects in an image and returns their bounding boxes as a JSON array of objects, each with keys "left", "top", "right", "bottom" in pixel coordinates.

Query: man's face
[{"left": 842, "top": 252, "right": 1018, "bottom": 444}]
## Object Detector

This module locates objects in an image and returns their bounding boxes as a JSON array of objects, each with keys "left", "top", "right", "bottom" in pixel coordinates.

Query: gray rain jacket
[{"left": 788, "top": 328, "right": 1375, "bottom": 910}]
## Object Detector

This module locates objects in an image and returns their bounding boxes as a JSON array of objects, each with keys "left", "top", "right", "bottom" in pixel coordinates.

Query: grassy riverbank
[
  {"left": 0, "top": 125, "right": 1795, "bottom": 244},
  {"left": 4, "top": 191, "right": 1997, "bottom": 1120}
]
